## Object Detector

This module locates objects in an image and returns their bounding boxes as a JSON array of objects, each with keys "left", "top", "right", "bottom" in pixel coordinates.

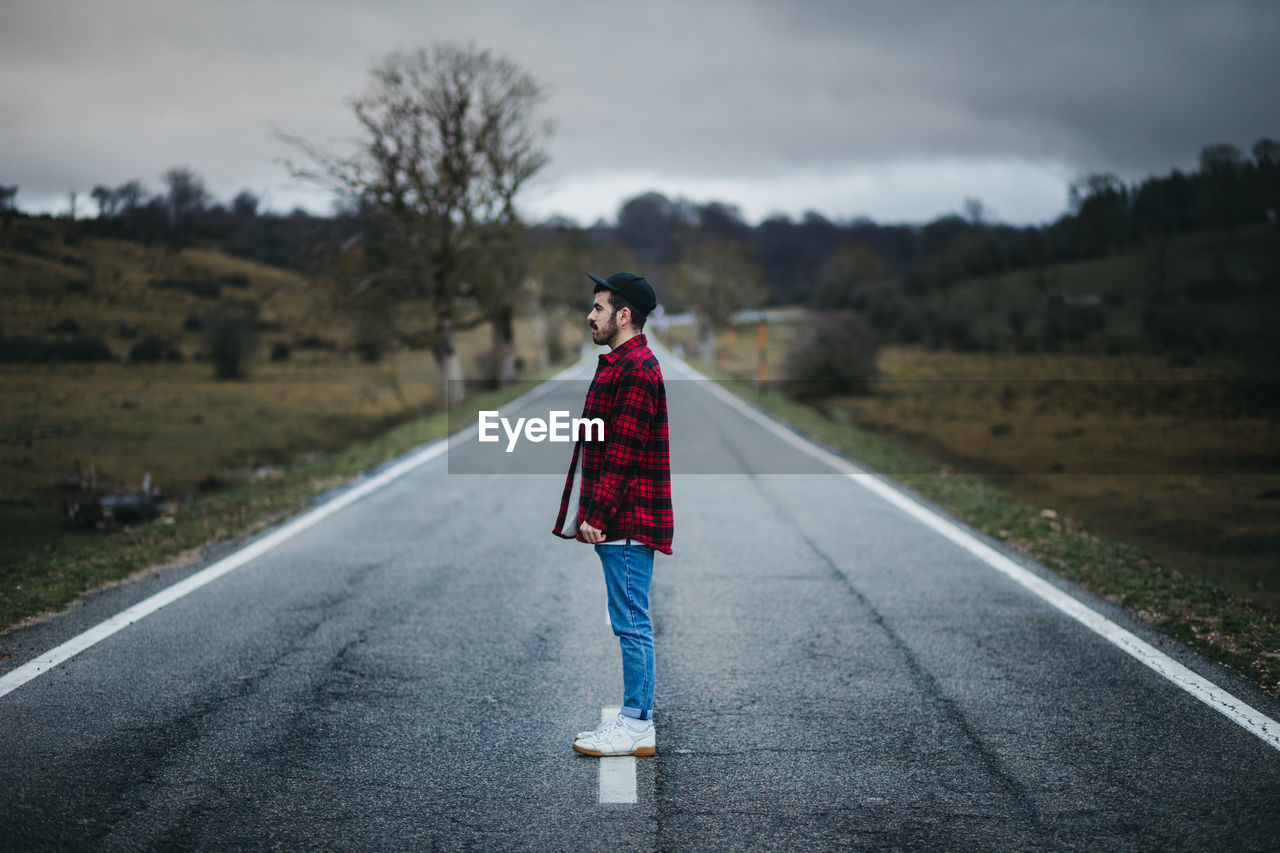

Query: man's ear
[{"left": 617, "top": 306, "right": 631, "bottom": 329}]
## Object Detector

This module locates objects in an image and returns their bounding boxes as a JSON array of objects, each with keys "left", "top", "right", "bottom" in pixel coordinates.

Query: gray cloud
[{"left": 1, "top": 0, "right": 1275, "bottom": 223}]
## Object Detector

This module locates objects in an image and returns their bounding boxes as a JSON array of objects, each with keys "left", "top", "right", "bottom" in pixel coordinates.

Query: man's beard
[{"left": 590, "top": 317, "right": 616, "bottom": 345}]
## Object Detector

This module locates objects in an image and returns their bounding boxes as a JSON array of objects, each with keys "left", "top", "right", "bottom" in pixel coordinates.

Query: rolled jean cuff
[{"left": 620, "top": 705, "right": 652, "bottom": 721}]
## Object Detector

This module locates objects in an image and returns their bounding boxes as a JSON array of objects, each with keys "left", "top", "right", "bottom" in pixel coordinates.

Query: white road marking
[
  {"left": 0, "top": 364, "right": 583, "bottom": 701},
  {"left": 660, "top": 345, "right": 1280, "bottom": 754},
  {"left": 596, "top": 707, "right": 638, "bottom": 804}
]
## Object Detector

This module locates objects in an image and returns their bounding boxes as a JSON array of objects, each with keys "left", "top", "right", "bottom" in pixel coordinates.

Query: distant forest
[{"left": 2, "top": 138, "right": 1276, "bottom": 307}]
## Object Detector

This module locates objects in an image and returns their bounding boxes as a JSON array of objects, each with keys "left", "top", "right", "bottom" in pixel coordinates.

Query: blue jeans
[{"left": 595, "top": 543, "right": 655, "bottom": 720}]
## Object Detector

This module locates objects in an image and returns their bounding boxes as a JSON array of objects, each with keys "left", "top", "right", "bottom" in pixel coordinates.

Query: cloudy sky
[{"left": 2, "top": 0, "right": 1276, "bottom": 226}]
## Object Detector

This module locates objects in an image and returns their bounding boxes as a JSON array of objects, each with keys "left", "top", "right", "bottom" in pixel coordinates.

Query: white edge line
[
  {"left": 0, "top": 359, "right": 592, "bottom": 701},
  {"left": 656, "top": 341, "right": 1280, "bottom": 754},
  {"left": 597, "top": 706, "right": 638, "bottom": 804}
]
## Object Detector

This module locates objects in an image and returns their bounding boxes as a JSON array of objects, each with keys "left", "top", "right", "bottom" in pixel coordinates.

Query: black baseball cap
[{"left": 588, "top": 272, "right": 657, "bottom": 316}]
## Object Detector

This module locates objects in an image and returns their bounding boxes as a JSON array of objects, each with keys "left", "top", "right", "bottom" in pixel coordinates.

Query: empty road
[{"left": 2, "top": 342, "right": 1278, "bottom": 850}]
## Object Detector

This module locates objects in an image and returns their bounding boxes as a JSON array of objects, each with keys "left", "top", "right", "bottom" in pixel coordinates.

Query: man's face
[{"left": 588, "top": 291, "right": 622, "bottom": 346}]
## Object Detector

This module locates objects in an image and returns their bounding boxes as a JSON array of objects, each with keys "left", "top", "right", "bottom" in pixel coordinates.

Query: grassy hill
[
  {"left": 0, "top": 216, "right": 569, "bottom": 629},
  {"left": 2, "top": 216, "right": 356, "bottom": 359},
  {"left": 925, "top": 221, "right": 1280, "bottom": 362},
  {"left": 946, "top": 222, "right": 1277, "bottom": 304}
]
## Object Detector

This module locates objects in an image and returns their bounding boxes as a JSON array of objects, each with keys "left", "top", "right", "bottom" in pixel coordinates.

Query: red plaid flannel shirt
[{"left": 552, "top": 333, "right": 673, "bottom": 555}]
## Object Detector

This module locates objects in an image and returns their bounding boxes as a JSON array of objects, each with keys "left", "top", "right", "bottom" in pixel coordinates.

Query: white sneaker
[
  {"left": 575, "top": 714, "right": 631, "bottom": 741},
  {"left": 575, "top": 721, "right": 608, "bottom": 741},
  {"left": 574, "top": 714, "right": 648, "bottom": 742},
  {"left": 572, "top": 715, "right": 656, "bottom": 757}
]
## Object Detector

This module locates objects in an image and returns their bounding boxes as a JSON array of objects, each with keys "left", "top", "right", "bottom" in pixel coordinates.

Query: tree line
[
  {"left": 4, "top": 39, "right": 1275, "bottom": 389},
  {"left": 591, "top": 137, "right": 1280, "bottom": 305}
]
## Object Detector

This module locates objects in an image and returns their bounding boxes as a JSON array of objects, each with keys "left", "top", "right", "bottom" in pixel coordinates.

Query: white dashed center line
[{"left": 597, "top": 707, "right": 638, "bottom": 804}]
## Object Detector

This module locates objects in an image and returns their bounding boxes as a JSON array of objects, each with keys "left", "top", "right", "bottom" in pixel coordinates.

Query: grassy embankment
[
  {"left": 659, "top": 225, "right": 1280, "bottom": 698},
  {"left": 0, "top": 219, "right": 578, "bottom": 632},
  {"left": 929, "top": 223, "right": 1280, "bottom": 352}
]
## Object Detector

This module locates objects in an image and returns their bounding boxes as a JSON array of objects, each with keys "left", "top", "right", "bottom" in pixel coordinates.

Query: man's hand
[{"left": 578, "top": 521, "right": 606, "bottom": 544}]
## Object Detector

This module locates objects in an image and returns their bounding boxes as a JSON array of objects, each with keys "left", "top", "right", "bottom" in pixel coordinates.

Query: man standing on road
[{"left": 553, "top": 272, "right": 673, "bottom": 758}]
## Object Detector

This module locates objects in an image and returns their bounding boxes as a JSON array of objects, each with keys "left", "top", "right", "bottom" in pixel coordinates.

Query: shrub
[
  {"left": 1185, "top": 276, "right": 1242, "bottom": 303},
  {"left": 472, "top": 351, "right": 500, "bottom": 390},
  {"left": 9, "top": 235, "right": 43, "bottom": 257},
  {"left": 546, "top": 322, "right": 566, "bottom": 365},
  {"left": 920, "top": 306, "right": 979, "bottom": 351},
  {"left": 150, "top": 278, "right": 221, "bottom": 299},
  {"left": 0, "top": 334, "right": 48, "bottom": 362},
  {"left": 1043, "top": 304, "right": 1106, "bottom": 349},
  {"left": 270, "top": 341, "right": 292, "bottom": 362},
  {"left": 1143, "top": 303, "right": 1229, "bottom": 354},
  {"left": 1007, "top": 304, "right": 1030, "bottom": 335},
  {"left": 51, "top": 317, "right": 80, "bottom": 334},
  {"left": 1239, "top": 299, "right": 1280, "bottom": 383},
  {"left": 203, "top": 304, "right": 257, "bottom": 378},
  {"left": 52, "top": 336, "right": 114, "bottom": 362},
  {"left": 782, "top": 311, "right": 879, "bottom": 399},
  {"left": 0, "top": 334, "right": 116, "bottom": 363},
  {"left": 128, "top": 335, "right": 183, "bottom": 364},
  {"left": 353, "top": 309, "right": 392, "bottom": 363},
  {"left": 846, "top": 280, "right": 921, "bottom": 343},
  {"left": 895, "top": 314, "right": 926, "bottom": 344}
]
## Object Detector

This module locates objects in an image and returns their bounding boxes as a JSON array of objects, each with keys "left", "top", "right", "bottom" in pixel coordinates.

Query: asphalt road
[{"left": 2, "top": 343, "right": 1279, "bottom": 851}]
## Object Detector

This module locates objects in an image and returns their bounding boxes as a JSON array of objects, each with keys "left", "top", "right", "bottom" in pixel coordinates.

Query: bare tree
[
  {"left": 115, "top": 180, "right": 147, "bottom": 223},
  {"left": 672, "top": 239, "right": 766, "bottom": 365},
  {"left": 161, "top": 166, "right": 209, "bottom": 229},
  {"left": 1254, "top": 138, "right": 1280, "bottom": 168},
  {"left": 963, "top": 197, "right": 986, "bottom": 226},
  {"left": 91, "top": 185, "right": 118, "bottom": 218},
  {"left": 231, "top": 189, "right": 260, "bottom": 218},
  {"left": 279, "top": 42, "right": 552, "bottom": 401},
  {"left": 472, "top": 64, "right": 553, "bottom": 385}
]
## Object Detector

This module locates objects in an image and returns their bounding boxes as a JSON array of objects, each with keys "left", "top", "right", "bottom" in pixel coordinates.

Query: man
[{"left": 553, "top": 272, "right": 673, "bottom": 758}]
